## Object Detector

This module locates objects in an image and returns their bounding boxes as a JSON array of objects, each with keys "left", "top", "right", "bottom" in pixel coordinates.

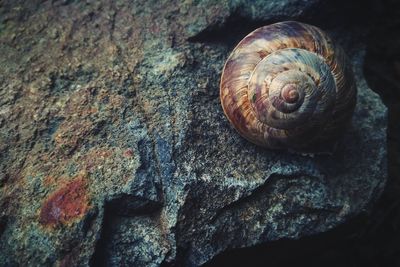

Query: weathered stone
[{"left": 0, "top": 0, "right": 386, "bottom": 266}]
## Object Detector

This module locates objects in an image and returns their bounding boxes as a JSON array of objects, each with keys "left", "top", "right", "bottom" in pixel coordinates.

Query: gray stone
[{"left": 0, "top": 0, "right": 386, "bottom": 266}]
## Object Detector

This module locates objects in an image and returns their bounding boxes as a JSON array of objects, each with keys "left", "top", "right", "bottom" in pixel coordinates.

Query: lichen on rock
[{"left": 0, "top": 0, "right": 387, "bottom": 266}]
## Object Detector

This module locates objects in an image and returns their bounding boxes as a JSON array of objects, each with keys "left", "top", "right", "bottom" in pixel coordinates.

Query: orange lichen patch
[
  {"left": 123, "top": 148, "right": 134, "bottom": 158},
  {"left": 54, "top": 119, "right": 95, "bottom": 154},
  {"left": 39, "top": 175, "right": 89, "bottom": 227}
]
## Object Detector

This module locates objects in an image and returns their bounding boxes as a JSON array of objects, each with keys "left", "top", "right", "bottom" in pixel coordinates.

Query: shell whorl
[{"left": 220, "top": 21, "right": 357, "bottom": 152}]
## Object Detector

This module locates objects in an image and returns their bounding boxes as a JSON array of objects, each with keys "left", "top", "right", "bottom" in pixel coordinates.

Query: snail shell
[{"left": 220, "top": 21, "right": 356, "bottom": 153}]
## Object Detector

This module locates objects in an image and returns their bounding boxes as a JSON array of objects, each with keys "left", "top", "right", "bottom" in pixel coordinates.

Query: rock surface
[{"left": 0, "top": 0, "right": 386, "bottom": 266}]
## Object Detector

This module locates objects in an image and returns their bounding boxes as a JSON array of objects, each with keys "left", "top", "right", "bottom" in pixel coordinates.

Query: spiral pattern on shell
[{"left": 220, "top": 21, "right": 357, "bottom": 152}]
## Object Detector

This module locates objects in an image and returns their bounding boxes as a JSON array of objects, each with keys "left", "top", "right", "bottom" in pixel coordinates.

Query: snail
[{"left": 220, "top": 21, "right": 357, "bottom": 153}]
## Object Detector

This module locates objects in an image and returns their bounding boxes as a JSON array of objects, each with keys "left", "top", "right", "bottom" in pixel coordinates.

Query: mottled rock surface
[{"left": 0, "top": 0, "right": 387, "bottom": 266}]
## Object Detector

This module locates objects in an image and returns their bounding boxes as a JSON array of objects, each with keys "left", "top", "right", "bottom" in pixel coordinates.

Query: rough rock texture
[{"left": 0, "top": 0, "right": 386, "bottom": 266}]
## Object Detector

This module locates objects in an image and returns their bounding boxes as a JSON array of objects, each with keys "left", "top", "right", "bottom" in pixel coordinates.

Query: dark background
[{"left": 205, "top": 0, "right": 400, "bottom": 266}]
